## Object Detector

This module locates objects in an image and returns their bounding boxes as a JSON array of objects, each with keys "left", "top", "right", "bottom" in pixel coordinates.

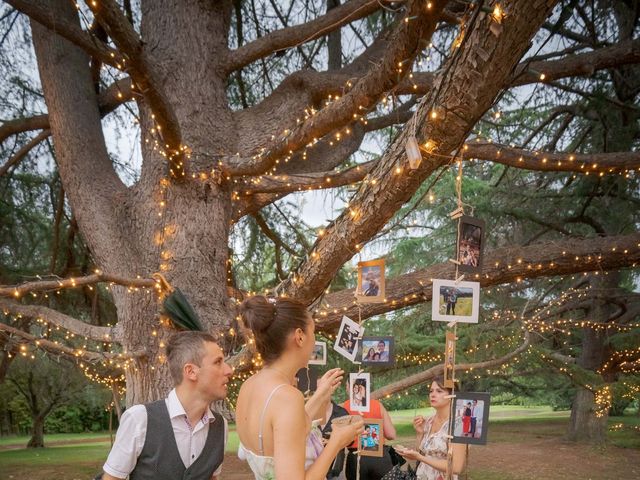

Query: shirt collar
[{"left": 166, "top": 388, "right": 215, "bottom": 424}]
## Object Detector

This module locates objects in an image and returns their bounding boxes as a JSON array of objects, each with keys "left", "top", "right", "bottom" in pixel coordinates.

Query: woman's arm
[
  {"left": 380, "top": 404, "right": 396, "bottom": 440},
  {"left": 274, "top": 387, "right": 364, "bottom": 480}
]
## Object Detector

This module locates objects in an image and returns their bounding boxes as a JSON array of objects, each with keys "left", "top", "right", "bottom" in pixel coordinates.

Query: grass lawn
[{"left": 1, "top": 409, "right": 638, "bottom": 480}]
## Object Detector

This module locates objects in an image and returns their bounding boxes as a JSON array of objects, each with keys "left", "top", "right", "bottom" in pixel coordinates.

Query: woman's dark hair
[
  {"left": 432, "top": 374, "right": 458, "bottom": 394},
  {"left": 239, "top": 295, "right": 310, "bottom": 363}
]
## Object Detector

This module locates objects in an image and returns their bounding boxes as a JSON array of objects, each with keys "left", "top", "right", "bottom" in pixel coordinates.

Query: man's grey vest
[{"left": 129, "top": 400, "right": 225, "bottom": 480}]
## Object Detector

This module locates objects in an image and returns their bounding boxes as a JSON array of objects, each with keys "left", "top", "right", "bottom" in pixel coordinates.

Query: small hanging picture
[
  {"left": 432, "top": 279, "right": 480, "bottom": 323},
  {"left": 349, "top": 372, "right": 371, "bottom": 413},
  {"left": 451, "top": 392, "right": 491, "bottom": 445},
  {"left": 309, "top": 341, "right": 327, "bottom": 365},
  {"left": 360, "top": 336, "right": 395, "bottom": 366},
  {"left": 358, "top": 419, "right": 384, "bottom": 457},
  {"left": 357, "top": 258, "right": 385, "bottom": 303},
  {"left": 295, "top": 367, "right": 318, "bottom": 395},
  {"left": 334, "top": 316, "right": 364, "bottom": 362},
  {"left": 456, "top": 216, "right": 485, "bottom": 273},
  {"left": 444, "top": 331, "right": 456, "bottom": 388}
]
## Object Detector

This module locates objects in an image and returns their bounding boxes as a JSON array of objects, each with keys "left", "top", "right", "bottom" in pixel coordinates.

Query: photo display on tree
[{"left": 432, "top": 279, "right": 480, "bottom": 323}]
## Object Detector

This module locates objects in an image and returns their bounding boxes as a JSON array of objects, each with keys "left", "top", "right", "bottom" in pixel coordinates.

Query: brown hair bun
[{"left": 239, "top": 295, "right": 310, "bottom": 363}]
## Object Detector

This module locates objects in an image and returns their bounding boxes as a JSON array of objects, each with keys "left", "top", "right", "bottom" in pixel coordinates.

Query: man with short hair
[
  {"left": 103, "top": 331, "right": 233, "bottom": 480},
  {"left": 376, "top": 340, "right": 389, "bottom": 362}
]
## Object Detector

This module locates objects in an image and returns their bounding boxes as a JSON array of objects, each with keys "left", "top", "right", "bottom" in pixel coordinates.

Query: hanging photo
[
  {"left": 432, "top": 279, "right": 480, "bottom": 323},
  {"left": 349, "top": 372, "right": 370, "bottom": 413},
  {"left": 456, "top": 216, "right": 485, "bottom": 273},
  {"left": 309, "top": 341, "right": 327, "bottom": 366},
  {"left": 444, "top": 332, "right": 456, "bottom": 388},
  {"left": 357, "top": 258, "right": 385, "bottom": 303},
  {"left": 451, "top": 392, "right": 491, "bottom": 445},
  {"left": 334, "top": 316, "right": 364, "bottom": 362},
  {"left": 360, "top": 336, "right": 395, "bottom": 366},
  {"left": 295, "top": 367, "right": 318, "bottom": 395},
  {"left": 358, "top": 419, "right": 384, "bottom": 457}
]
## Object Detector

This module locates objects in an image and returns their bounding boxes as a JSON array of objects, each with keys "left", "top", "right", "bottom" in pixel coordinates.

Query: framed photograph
[
  {"left": 444, "top": 331, "right": 456, "bottom": 389},
  {"left": 309, "top": 341, "right": 327, "bottom": 365},
  {"left": 358, "top": 419, "right": 384, "bottom": 457},
  {"left": 349, "top": 372, "right": 370, "bottom": 413},
  {"left": 456, "top": 216, "right": 485, "bottom": 273},
  {"left": 334, "top": 316, "right": 364, "bottom": 362},
  {"left": 357, "top": 259, "right": 385, "bottom": 303},
  {"left": 295, "top": 367, "right": 318, "bottom": 395},
  {"left": 361, "top": 336, "right": 394, "bottom": 366},
  {"left": 451, "top": 392, "right": 491, "bottom": 445},
  {"left": 431, "top": 279, "right": 480, "bottom": 323}
]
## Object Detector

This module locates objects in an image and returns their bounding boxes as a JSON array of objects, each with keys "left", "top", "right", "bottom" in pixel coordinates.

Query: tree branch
[
  {"left": 314, "top": 232, "right": 640, "bottom": 331},
  {"left": 464, "top": 141, "right": 640, "bottom": 173},
  {"left": 226, "top": 0, "right": 383, "bottom": 73},
  {"left": 222, "top": 0, "right": 448, "bottom": 176},
  {"left": 0, "top": 298, "right": 112, "bottom": 342},
  {"left": 0, "top": 322, "right": 126, "bottom": 362},
  {"left": 371, "top": 331, "right": 531, "bottom": 399},
  {"left": 0, "top": 129, "right": 50, "bottom": 177},
  {"left": 6, "top": 0, "right": 124, "bottom": 68},
  {"left": 240, "top": 160, "right": 376, "bottom": 195},
  {"left": 0, "top": 78, "right": 133, "bottom": 144},
  {"left": 0, "top": 272, "right": 158, "bottom": 299}
]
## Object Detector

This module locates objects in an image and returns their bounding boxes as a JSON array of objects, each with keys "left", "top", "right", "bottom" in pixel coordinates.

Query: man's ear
[{"left": 183, "top": 363, "right": 198, "bottom": 381}]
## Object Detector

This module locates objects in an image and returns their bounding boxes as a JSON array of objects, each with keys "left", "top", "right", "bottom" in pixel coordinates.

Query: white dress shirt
[{"left": 103, "top": 389, "right": 227, "bottom": 479}]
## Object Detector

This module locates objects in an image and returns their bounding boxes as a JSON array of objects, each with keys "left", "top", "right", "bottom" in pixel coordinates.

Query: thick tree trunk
[
  {"left": 567, "top": 274, "right": 618, "bottom": 444},
  {"left": 27, "top": 415, "right": 45, "bottom": 448}
]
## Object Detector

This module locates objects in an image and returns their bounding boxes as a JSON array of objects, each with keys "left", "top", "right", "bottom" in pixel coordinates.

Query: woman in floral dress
[{"left": 396, "top": 376, "right": 466, "bottom": 479}]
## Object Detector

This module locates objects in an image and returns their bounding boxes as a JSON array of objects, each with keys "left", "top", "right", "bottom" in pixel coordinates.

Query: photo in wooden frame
[
  {"left": 357, "top": 259, "right": 385, "bottom": 303},
  {"left": 358, "top": 419, "right": 384, "bottom": 457}
]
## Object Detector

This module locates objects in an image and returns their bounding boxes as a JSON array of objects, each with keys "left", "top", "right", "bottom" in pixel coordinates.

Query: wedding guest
[
  {"left": 396, "top": 376, "right": 466, "bottom": 479},
  {"left": 236, "top": 296, "right": 363, "bottom": 480},
  {"left": 102, "top": 331, "right": 233, "bottom": 480}
]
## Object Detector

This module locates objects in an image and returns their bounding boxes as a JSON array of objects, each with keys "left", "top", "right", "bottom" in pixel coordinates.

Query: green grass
[
  {"left": 0, "top": 431, "right": 112, "bottom": 447},
  {"left": 438, "top": 295, "right": 473, "bottom": 317}
]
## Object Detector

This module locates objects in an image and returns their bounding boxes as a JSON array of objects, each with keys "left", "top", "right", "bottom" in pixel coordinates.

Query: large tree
[{"left": 0, "top": 0, "right": 638, "bottom": 430}]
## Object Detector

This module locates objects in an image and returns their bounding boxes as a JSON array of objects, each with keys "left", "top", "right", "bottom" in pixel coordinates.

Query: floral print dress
[{"left": 416, "top": 415, "right": 458, "bottom": 480}]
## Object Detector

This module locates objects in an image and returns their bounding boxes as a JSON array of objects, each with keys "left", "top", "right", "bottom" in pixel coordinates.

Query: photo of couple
[
  {"left": 349, "top": 373, "right": 370, "bottom": 413},
  {"left": 360, "top": 336, "right": 394, "bottom": 366},
  {"left": 452, "top": 393, "right": 491, "bottom": 445}
]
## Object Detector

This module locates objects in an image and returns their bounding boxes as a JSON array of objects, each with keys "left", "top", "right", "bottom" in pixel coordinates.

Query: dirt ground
[{"left": 221, "top": 436, "right": 640, "bottom": 480}]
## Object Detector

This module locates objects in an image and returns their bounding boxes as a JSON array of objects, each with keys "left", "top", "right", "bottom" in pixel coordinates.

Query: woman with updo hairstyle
[{"left": 236, "top": 296, "right": 364, "bottom": 480}]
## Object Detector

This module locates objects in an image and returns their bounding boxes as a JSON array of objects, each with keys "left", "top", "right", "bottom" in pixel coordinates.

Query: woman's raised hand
[
  {"left": 413, "top": 415, "right": 426, "bottom": 435},
  {"left": 316, "top": 367, "right": 344, "bottom": 399}
]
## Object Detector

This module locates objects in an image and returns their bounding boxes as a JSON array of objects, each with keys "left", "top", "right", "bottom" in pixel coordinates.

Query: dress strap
[{"left": 258, "top": 383, "right": 288, "bottom": 455}]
